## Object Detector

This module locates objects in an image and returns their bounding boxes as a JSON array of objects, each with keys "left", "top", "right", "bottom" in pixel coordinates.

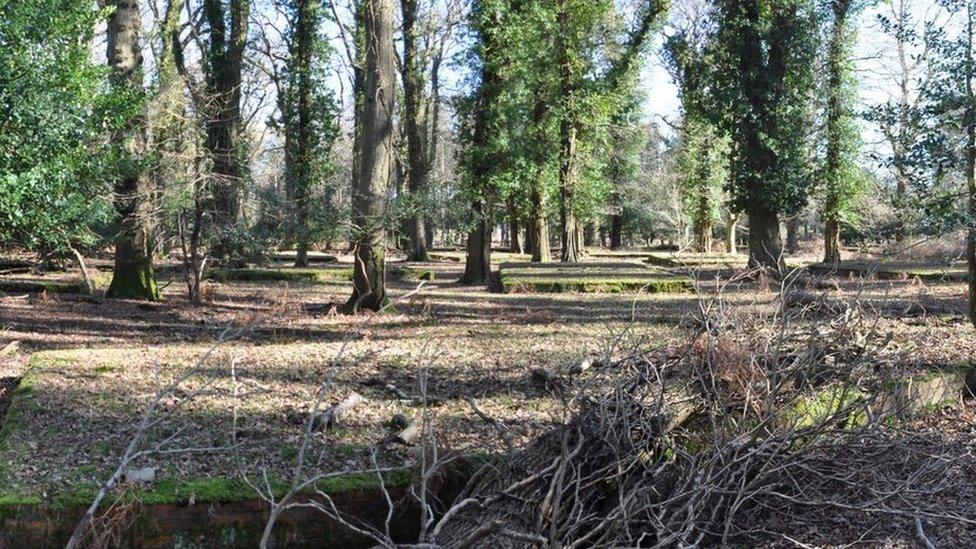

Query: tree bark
[
  {"left": 462, "top": 202, "right": 493, "bottom": 284},
  {"left": 694, "top": 189, "right": 712, "bottom": 253},
  {"left": 726, "top": 211, "right": 739, "bottom": 254},
  {"left": 609, "top": 188, "right": 623, "bottom": 250},
  {"left": 559, "top": 124, "right": 582, "bottom": 263},
  {"left": 823, "top": 216, "right": 841, "bottom": 263},
  {"left": 528, "top": 94, "right": 552, "bottom": 262},
  {"left": 556, "top": 0, "right": 582, "bottom": 264},
  {"left": 747, "top": 204, "right": 782, "bottom": 270},
  {"left": 401, "top": 0, "right": 430, "bottom": 262},
  {"left": 508, "top": 198, "right": 522, "bottom": 253},
  {"left": 106, "top": 0, "right": 160, "bottom": 301},
  {"left": 461, "top": 3, "right": 504, "bottom": 283},
  {"left": 966, "top": 3, "right": 976, "bottom": 329},
  {"left": 786, "top": 216, "right": 799, "bottom": 255},
  {"left": 284, "top": 0, "right": 318, "bottom": 269},
  {"left": 821, "top": 0, "right": 855, "bottom": 264},
  {"left": 203, "top": 0, "right": 250, "bottom": 262},
  {"left": 529, "top": 185, "right": 551, "bottom": 263},
  {"left": 347, "top": 0, "right": 396, "bottom": 312}
]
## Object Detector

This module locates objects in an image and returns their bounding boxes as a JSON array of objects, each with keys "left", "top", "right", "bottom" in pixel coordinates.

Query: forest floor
[{"left": 1, "top": 249, "right": 975, "bottom": 546}]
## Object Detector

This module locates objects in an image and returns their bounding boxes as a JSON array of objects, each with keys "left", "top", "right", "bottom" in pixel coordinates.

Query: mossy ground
[{"left": 0, "top": 353, "right": 416, "bottom": 513}]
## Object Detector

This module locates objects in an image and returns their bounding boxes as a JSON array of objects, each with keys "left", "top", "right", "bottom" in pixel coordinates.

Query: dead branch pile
[{"left": 430, "top": 278, "right": 972, "bottom": 547}]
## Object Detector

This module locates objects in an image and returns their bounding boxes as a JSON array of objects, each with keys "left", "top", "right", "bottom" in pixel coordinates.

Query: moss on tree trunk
[{"left": 107, "top": 255, "right": 160, "bottom": 300}]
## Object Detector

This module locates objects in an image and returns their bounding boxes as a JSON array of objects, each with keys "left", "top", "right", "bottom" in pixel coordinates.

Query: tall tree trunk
[
  {"left": 347, "top": 0, "right": 395, "bottom": 312},
  {"left": 556, "top": 0, "right": 581, "bottom": 263},
  {"left": 892, "top": 0, "right": 912, "bottom": 242},
  {"left": 747, "top": 203, "right": 782, "bottom": 270},
  {"left": 151, "top": 0, "right": 183, "bottom": 248},
  {"left": 203, "top": 0, "right": 250, "bottom": 262},
  {"left": 529, "top": 182, "right": 551, "bottom": 263},
  {"left": 105, "top": 0, "right": 160, "bottom": 301},
  {"left": 786, "top": 216, "right": 799, "bottom": 255},
  {"left": 583, "top": 222, "right": 596, "bottom": 248},
  {"left": 461, "top": 2, "right": 505, "bottom": 284},
  {"left": 609, "top": 186, "right": 623, "bottom": 250},
  {"left": 508, "top": 198, "right": 522, "bottom": 253},
  {"left": 823, "top": 215, "right": 841, "bottom": 263},
  {"left": 401, "top": 0, "right": 430, "bottom": 262},
  {"left": 694, "top": 187, "right": 712, "bottom": 253},
  {"left": 462, "top": 202, "right": 493, "bottom": 284},
  {"left": 966, "top": 3, "right": 976, "bottom": 329},
  {"left": 527, "top": 93, "right": 552, "bottom": 263},
  {"left": 284, "top": 0, "right": 318, "bottom": 268},
  {"left": 726, "top": 211, "right": 739, "bottom": 254},
  {"left": 822, "top": 0, "right": 853, "bottom": 264},
  {"left": 559, "top": 123, "right": 582, "bottom": 262}
]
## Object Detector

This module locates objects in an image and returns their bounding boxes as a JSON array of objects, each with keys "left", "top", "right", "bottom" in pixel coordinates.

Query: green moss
[
  {"left": 105, "top": 259, "right": 159, "bottom": 300},
  {"left": 783, "top": 385, "right": 868, "bottom": 429},
  {"left": 389, "top": 266, "right": 436, "bottom": 282}
]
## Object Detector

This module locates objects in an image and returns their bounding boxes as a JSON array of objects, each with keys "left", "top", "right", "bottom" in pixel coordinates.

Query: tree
[
  {"left": 277, "top": 0, "right": 340, "bottom": 267},
  {"left": 665, "top": 7, "right": 729, "bottom": 254},
  {"left": 401, "top": 0, "right": 430, "bottom": 261},
  {"left": 0, "top": 0, "right": 119, "bottom": 256},
  {"left": 104, "top": 0, "right": 161, "bottom": 300},
  {"left": 460, "top": 0, "right": 509, "bottom": 284},
  {"left": 710, "top": 0, "right": 817, "bottom": 269},
  {"left": 399, "top": 0, "right": 458, "bottom": 261},
  {"left": 864, "top": 0, "right": 931, "bottom": 240},
  {"left": 820, "top": 0, "right": 866, "bottom": 263},
  {"left": 929, "top": 0, "right": 976, "bottom": 327},
  {"left": 202, "top": 0, "right": 250, "bottom": 262},
  {"left": 553, "top": 0, "right": 668, "bottom": 262},
  {"left": 347, "top": 0, "right": 396, "bottom": 311}
]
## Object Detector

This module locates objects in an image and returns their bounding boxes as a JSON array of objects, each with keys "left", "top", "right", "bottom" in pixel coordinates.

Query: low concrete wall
[{"left": 1, "top": 486, "right": 421, "bottom": 548}]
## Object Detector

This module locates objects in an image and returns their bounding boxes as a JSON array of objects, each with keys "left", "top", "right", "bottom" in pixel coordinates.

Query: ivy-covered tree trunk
[
  {"left": 786, "top": 216, "right": 799, "bottom": 255},
  {"left": 203, "top": 0, "right": 249, "bottom": 262},
  {"left": 693, "top": 184, "right": 713, "bottom": 253},
  {"left": 284, "top": 0, "right": 318, "bottom": 269},
  {"left": 105, "top": 0, "right": 160, "bottom": 301},
  {"left": 559, "top": 122, "right": 582, "bottom": 263},
  {"left": 967, "top": 5, "right": 976, "bottom": 330},
  {"left": 714, "top": 0, "right": 814, "bottom": 271},
  {"left": 347, "top": 0, "right": 395, "bottom": 312},
  {"left": 821, "top": 0, "right": 855, "bottom": 264},
  {"left": 747, "top": 204, "right": 782, "bottom": 270},
  {"left": 556, "top": 0, "right": 582, "bottom": 264},
  {"left": 461, "top": 0, "right": 506, "bottom": 284},
  {"left": 823, "top": 211, "right": 841, "bottom": 263},
  {"left": 401, "top": 0, "right": 430, "bottom": 262}
]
